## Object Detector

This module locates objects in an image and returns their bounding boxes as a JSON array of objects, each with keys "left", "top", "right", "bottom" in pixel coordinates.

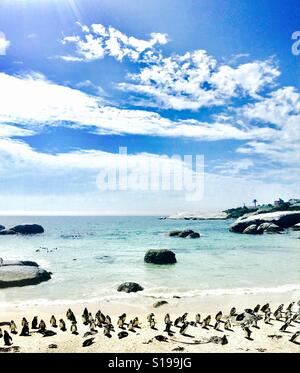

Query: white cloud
[
  {"left": 60, "top": 23, "right": 168, "bottom": 62},
  {"left": 0, "top": 31, "right": 10, "bottom": 56},
  {"left": 0, "top": 71, "right": 280, "bottom": 141}
]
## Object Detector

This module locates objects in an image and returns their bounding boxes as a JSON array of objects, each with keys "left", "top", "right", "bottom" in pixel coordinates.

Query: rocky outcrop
[
  {"left": 0, "top": 224, "right": 44, "bottom": 235},
  {"left": 168, "top": 230, "right": 200, "bottom": 238},
  {"left": 0, "top": 260, "right": 51, "bottom": 288},
  {"left": 230, "top": 211, "right": 300, "bottom": 234},
  {"left": 117, "top": 282, "right": 144, "bottom": 293},
  {"left": 0, "top": 225, "right": 5, "bottom": 231},
  {"left": 144, "top": 249, "right": 177, "bottom": 264}
]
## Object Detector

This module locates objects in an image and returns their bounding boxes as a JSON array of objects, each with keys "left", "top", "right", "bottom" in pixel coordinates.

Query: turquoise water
[{"left": 0, "top": 216, "right": 299, "bottom": 305}]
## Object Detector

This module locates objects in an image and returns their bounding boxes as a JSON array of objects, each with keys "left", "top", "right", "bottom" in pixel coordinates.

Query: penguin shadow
[
  {"left": 181, "top": 333, "right": 194, "bottom": 338},
  {"left": 151, "top": 326, "right": 158, "bottom": 331},
  {"left": 280, "top": 330, "right": 292, "bottom": 334},
  {"left": 129, "top": 329, "right": 136, "bottom": 333},
  {"left": 72, "top": 332, "right": 79, "bottom": 336},
  {"left": 224, "top": 328, "right": 234, "bottom": 332},
  {"left": 245, "top": 336, "right": 254, "bottom": 341},
  {"left": 291, "top": 340, "right": 300, "bottom": 345},
  {"left": 264, "top": 322, "right": 274, "bottom": 326},
  {"left": 253, "top": 325, "right": 260, "bottom": 329}
]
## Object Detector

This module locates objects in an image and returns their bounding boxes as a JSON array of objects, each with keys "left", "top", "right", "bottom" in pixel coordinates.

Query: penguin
[
  {"left": 224, "top": 319, "right": 231, "bottom": 331},
  {"left": 230, "top": 307, "right": 237, "bottom": 317},
  {"left": 20, "top": 322, "right": 30, "bottom": 337},
  {"left": 71, "top": 321, "right": 78, "bottom": 335},
  {"left": 98, "top": 312, "right": 106, "bottom": 324},
  {"left": 241, "top": 324, "right": 252, "bottom": 340},
  {"left": 174, "top": 317, "right": 181, "bottom": 327},
  {"left": 147, "top": 313, "right": 154, "bottom": 324},
  {"left": 95, "top": 316, "right": 102, "bottom": 328},
  {"left": 280, "top": 322, "right": 289, "bottom": 332},
  {"left": 31, "top": 316, "right": 38, "bottom": 329},
  {"left": 179, "top": 322, "right": 189, "bottom": 335},
  {"left": 82, "top": 313, "right": 89, "bottom": 325},
  {"left": 82, "top": 337, "right": 95, "bottom": 347},
  {"left": 88, "top": 312, "right": 94, "bottom": 324},
  {"left": 4, "top": 331, "right": 12, "bottom": 346},
  {"left": 128, "top": 320, "right": 135, "bottom": 332},
  {"left": 253, "top": 304, "right": 260, "bottom": 314},
  {"left": 103, "top": 327, "right": 112, "bottom": 338},
  {"left": 38, "top": 320, "right": 46, "bottom": 332},
  {"left": 202, "top": 315, "right": 211, "bottom": 328},
  {"left": 59, "top": 319, "right": 66, "bottom": 331},
  {"left": 195, "top": 313, "right": 201, "bottom": 324},
  {"left": 214, "top": 320, "right": 221, "bottom": 330},
  {"left": 0, "top": 327, "right": 2, "bottom": 338},
  {"left": 120, "top": 313, "right": 127, "bottom": 324},
  {"left": 274, "top": 308, "right": 282, "bottom": 321},
  {"left": 290, "top": 331, "right": 300, "bottom": 343},
  {"left": 117, "top": 316, "right": 124, "bottom": 329},
  {"left": 66, "top": 309, "right": 76, "bottom": 323},
  {"left": 287, "top": 302, "right": 295, "bottom": 311},
  {"left": 83, "top": 307, "right": 89, "bottom": 319},
  {"left": 261, "top": 303, "right": 270, "bottom": 313},
  {"left": 215, "top": 311, "right": 222, "bottom": 322},
  {"left": 10, "top": 320, "right": 17, "bottom": 334},
  {"left": 180, "top": 313, "right": 188, "bottom": 322},
  {"left": 90, "top": 320, "right": 97, "bottom": 332},
  {"left": 42, "top": 330, "right": 57, "bottom": 337},
  {"left": 21, "top": 317, "right": 28, "bottom": 327},
  {"left": 264, "top": 310, "right": 271, "bottom": 324},
  {"left": 50, "top": 315, "right": 57, "bottom": 328},
  {"left": 164, "top": 321, "right": 173, "bottom": 336},
  {"left": 105, "top": 315, "right": 111, "bottom": 325},
  {"left": 164, "top": 314, "right": 170, "bottom": 324},
  {"left": 150, "top": 319, "right": 156, "bottom": 329},
  {"left": 132, "top": 317, "right": 140, "bottom": 328}
]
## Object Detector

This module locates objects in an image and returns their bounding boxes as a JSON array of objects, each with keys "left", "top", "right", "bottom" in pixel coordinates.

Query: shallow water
[{"left": 0, "top": 216, "right": 299, "bottom": 306}]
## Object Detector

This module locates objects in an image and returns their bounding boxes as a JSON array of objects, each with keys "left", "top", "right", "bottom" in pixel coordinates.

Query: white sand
[{"left": 0, "top": 290, "right": 300, "bottom": 353}]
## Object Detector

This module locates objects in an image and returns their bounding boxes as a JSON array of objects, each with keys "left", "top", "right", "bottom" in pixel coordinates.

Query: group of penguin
[{"left": 1, "top": 301, "right": 300, "bottom": 348}]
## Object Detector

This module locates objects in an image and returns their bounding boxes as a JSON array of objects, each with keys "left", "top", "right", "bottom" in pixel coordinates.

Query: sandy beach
[{"left": 1, "top": 290, "right": 300, "bottom": 353}]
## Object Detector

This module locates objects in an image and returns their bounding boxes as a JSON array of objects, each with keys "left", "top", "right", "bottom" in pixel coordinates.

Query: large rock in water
[
  {"left": 144, "top": 249, "right": 177, "bottom": 264},
  {"left": 0, "top": 225, "right": 5, "bottom": 231},
  {"left": 0, "top": 229, "right": 17, "bottom": 235},
  {"left": 117, "top": 282, "right": 144, "bottom": 293},
  {"left": 0, "top": 260, "right": 51, "bottom": 288},
  {"left": 11, "top": 224, "right": 44, "bottom": 235},
  {"left": 230, "top": 211, "right": 300, "bottom": 234}
]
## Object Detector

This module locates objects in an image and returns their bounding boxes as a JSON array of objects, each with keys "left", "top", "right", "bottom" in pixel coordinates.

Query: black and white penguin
[
  {"left": 179, "top": 322, "right": 189, "bottom": 335},
  {"left": 21, "top": 317, "right": 28, "bottom": 327},
  {"left": 261, "top": 303, "right": 270, "bottom": 313},
  {"left": 147, "top": 313, "right": 154, "bottom": 324},
  {"left": 264, "top": 310, "right": 271, "bottom": 324},
  {"left": 132, "top": 317, "right": 140, "bottom": 328},
  {"left": 38, "top": 320, "right": 46, "bottom": 332},
  {"left": 287, "top": 302, "right": 295, "bottom": 311},
  {"left": 50, "top": 315, "right": 57, "bottom": 328},
  {"left": 280, "top": 321, "right": 289, "bottom": 332},
  {"left": 31, "top": 316, "right": 38, "bottom": 329},
  {"left": 117, "top": 316, "right": 124, "bottom": 329},
  {"left": 224, "top": 319, "right": 231, "bottom": 330},
  {"left": 70, "top": 321, "right": 78, "bottom": 335},
  {"left": 150, "top": 319, "right": 156, "bottom": 329},
  {"left": 215, "top": 311, "right": 222, "bottom": 322},
  {"left": 230, "top": 307, "right": 237, "bottom": 317},
  {"left": 174, "top": 317, "right": 181, "bottom": 327},
  {"left": 195, "top": 313, "right": 201, "bottom": 324},
  {"left": 4, "top": 330, "right": 12, "bottom": 346},
  {"left": 290, "top": 331, "right": 300, "bottom": 343},
  {"left": 90, "top": 320, "right": 97, "bottom": 332},
  {"left": 241, "top": 324, "right": 252, "bottom": 340},
  {"left": 180, "top": 313, "right": 188, "bottom": 322},
  {"left": 104, "top": 326, "right": 112, "bottom": 338},
  {"left": 20, "top": 322, "right": 30, "bottom": 336},
  {"left": 59, "top": 319, "right": 66, "bottom": 331},
  {"left": 128, "top": 320, "right": 134, "bottom": 332},
  {"left": 164, "top": 314, "right": 170, "bottom": 324},
  {"left": 10, "top": 320, "right": 17, "bottom": 334},
  {"left": 253, "top": 304, "right": 260, "bottom": 314},
  {"left": 164, "top": 321, "right": 173, "bottom": 335},
  {"left": 105, "top": 315, "right": 111, "bottom": 325}
]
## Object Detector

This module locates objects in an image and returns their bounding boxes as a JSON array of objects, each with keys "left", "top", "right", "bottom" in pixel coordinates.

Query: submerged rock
[
  {"left": 0, "top": 229, "right": 17, "bottom": 235},
  {"left": 168, "top": 229, "right": 200, "bottom": 238},
  {"left": 0, "top": 260, "right": 51, "bottom": 288},
  {"left": 0, "top": 225, "right": 5, "bottom": 231},
  {"left": 117, "top": 282, "right": 144, "bottom": 293},
  {"left": 144, "top": 249, "right": 177, "bottom": 264}
]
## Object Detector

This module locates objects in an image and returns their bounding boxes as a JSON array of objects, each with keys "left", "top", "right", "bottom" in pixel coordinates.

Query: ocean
[{"left": 0, "top": 216, "right": 299, "bottom": 307}]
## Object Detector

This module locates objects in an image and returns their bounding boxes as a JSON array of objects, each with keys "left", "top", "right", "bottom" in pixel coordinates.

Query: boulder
[
  {"left": 11, "top": 224, "right": 44, "bottom": 235},
  {"left": 230, "top": 211, "right": 300, "bottom": 233},
  {"left": 243, "top": 224, "right": 261, "bottom": 234},
  {"left": 0, "top": 260, "right": 51, "bottom": 288},
  {"left": 189, "top": 232, "right": 200, "bottom": 238},
  {"left": 257, "top": 223, "right": 283, "bottom": 234},
  {"left": 0, "top": 229, "right": 17, "bottom": 235},
  {"left": 178, "top": 230, "right": 194, "bottom": 238},
  {"left": 144, "top": 249, "right": 177, "bottom": 264},
  {"left": 0, "top": 225, "right": 5, "bottom": 231},
  {"left": 117, "top": 282, "right": 144, "bottom": 293},
  {"left": 153, "top": 300, "right": 168, "bottom": 308}
]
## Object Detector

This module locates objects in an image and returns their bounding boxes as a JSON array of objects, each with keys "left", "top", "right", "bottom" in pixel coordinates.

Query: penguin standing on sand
[
  {"left": 280, "top": 321, "right": 290, "bottom": 332},
  {"left": 253, "top": 304, "right": 260, "bottom": 314},
  {"left": 132, "top": 317, "right": 140, "bottom": 328},
  {"left": 214, "top": 311, "right": 222, "bottom": 329},
  {"left": 104, "top": 326, "right": 112, "bottom": 338},
  {"left": 59, "top": 319, "right": 66, "bottom": 331},
  {"left": 71, "top": 321, "right": 78, "bottom": 335},
  {"left": 10, "top": 321, "right": 17, "bottom": 334},
  {"left": 82, "top": 313, "right": 89, "bottom": 325},
  {"left": 22, "top": 317, "right": 28, "bottom": 327},
  {"left": 150, "top": 319, "right": 156, "bottom": 329},
  {"left": 164, "top": 321, "right": 173, "bottom": 336},
  {"left": 66, "top": 309, "right": 76, "bottom": 323},
  {"left": 195, "top": 313, "right": 201, "bottom": 325},
  {"left": 38, "top": 320, "right": 46, "bottom": 332},
  {"left": 50, "top": 315, "right": 57, "bottom": 328},
  {"left": 128, "top": 320, "right": 134, "bottom": 332},
  {"left": 20, "top": 322, "right": 30, "bottom": 336},
  {"left": 120, "top": 313, "right": 127, "bottom": 324},
  {"left": 261, "top": 303, "right": 270, "bottom": 313},
  {"left": 224, "top": 319, "right": 231, "bottom": 330},
  {"left": 180, "top": 313, "right": 188, "bottom": 323},
  {"left": 274, "top": 308, "right": 282, "bottom": 321},
  {"left": 164, "top": 314, "right": 170, "bottom": 324},
  {"left": 230, "top": 307, "right": 237, "bottom": 317},
  {"left": 287, "top": 302, "right": 295, "bottom": 311},
  {"left": 290, "top": 331, "right": 300, "bottom": 343},
  {"left": 202, "top": 315, "right": 211, "bottom": 328},
  {"left": 147, "top": 313, "right": 154, "bottom": 325},
  {"left": 117, "top": 316, "right": 124, "bottom": 329},
  {"left": 4, "top": 331, "right": 12, "bottom": 346},
  {"left": 31, "top": 316, "right": 38, "bottom": 329},
  {"left": 264, "top": 310, "right": 271, "bottom": 324},
  {"left": 90, "top": 320, "right": 97, "bottom": 332},
  {"left": 179, "top": 322, "right": 189, "bottom": 335},
  {"left": 241, "top": 324, "right": 252, "bottom": 340},
  {"left": 88, "top": 313, "right": 94, "bottom": 324},
  {"left": 105, "top": 315, "right": 111, "bottom": 325}
]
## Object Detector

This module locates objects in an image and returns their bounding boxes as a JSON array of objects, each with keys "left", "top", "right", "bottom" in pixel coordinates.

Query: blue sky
[{"left": 0, "top": 0, "right": 299, "bottom": 214}]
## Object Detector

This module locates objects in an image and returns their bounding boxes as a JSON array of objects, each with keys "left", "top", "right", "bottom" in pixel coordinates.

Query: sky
[{"left": 0, "top": 0, "right": 299, "bottom": 215}]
